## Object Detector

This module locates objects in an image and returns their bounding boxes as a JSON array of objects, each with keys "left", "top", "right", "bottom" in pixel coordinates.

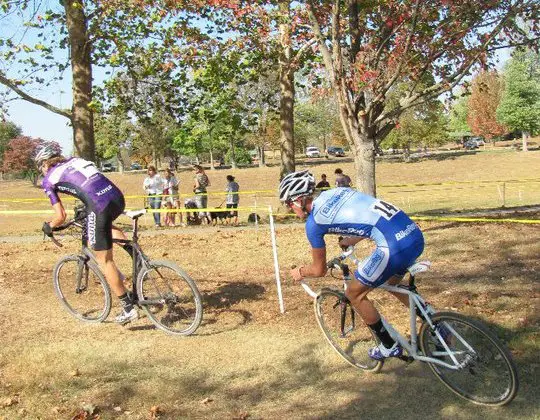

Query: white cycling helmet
[
  {"left": 279, "top": 170, "right": 316, "bottom": 203},
  {"left": 34, "top": 144, "right": 60, "bottom": 168}
]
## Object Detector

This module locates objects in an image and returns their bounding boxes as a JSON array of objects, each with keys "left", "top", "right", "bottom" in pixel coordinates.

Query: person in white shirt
[{"left": 143, "top": 165, "right": 164, "bottom": 227}]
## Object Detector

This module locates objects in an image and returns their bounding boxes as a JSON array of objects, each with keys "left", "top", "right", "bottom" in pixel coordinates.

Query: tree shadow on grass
[{"left": 202, "top": 282, "right": 266, "bottom": 309}]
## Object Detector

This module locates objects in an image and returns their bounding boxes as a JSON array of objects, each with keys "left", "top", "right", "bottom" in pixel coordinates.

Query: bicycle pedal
[{"left": 399, "top": 355, "right": 415, "bottom": 364}]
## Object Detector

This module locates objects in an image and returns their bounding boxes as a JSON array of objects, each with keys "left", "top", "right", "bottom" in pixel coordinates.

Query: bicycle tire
[
  {"left": 419, "top": 311, "right": 519, "bottom": 406},
  {"left": 53, "top": 255, "right": 112, "bottom": 323},
  {"left": 137, "top": 260, "right": 203, "bottom": 336},
  {"left": 314, "top": 288, "right": 383, "bottom": 372}
]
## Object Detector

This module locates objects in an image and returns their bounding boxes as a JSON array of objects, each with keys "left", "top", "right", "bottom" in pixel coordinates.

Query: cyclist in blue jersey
[
  {"left": 35, "top": 144, "right": 138, "bottom": 324},
  {"left": 280, "top": 170, "right": 425, "bottom": 360}
]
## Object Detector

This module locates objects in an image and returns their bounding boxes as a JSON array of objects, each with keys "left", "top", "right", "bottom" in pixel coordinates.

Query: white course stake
[{"left": 268, "top": 205, "right": 285, "bottom": 313}]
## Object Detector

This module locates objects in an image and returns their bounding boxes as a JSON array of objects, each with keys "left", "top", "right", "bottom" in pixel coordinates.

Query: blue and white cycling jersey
[{"left": 306, "top": 188, "right": 424, "bottom": 287}]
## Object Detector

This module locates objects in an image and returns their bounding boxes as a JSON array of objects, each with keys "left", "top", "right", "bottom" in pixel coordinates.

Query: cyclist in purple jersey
[
  {"left": 35, "top": 145, "right": 138, "bottom": 324},
  {"left": 280, "top": 170, "right": 425, "bottom": 360}
]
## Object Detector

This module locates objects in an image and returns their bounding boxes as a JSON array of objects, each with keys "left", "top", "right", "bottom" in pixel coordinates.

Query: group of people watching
[
  {"left": 143, "top": 164, "right": 240, "bottom": 227},
  {"left": 315, "top": 168, "right": 352, "bottom": 190}
]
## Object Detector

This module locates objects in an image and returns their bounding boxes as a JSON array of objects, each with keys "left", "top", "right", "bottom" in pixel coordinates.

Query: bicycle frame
[
  {"left": 301, "top": 247, "right": 476, "bottom": 371},
  {"left": 55, "top": 211, "right": 162, "bottom": 307},
  {"left": 378, "top": 283, "right": 474, "bottom": 370}
]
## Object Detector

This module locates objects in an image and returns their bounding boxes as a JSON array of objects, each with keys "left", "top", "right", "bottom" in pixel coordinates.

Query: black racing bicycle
[{"left": 48, "top": 208, "right": 203, "bottom": 336}]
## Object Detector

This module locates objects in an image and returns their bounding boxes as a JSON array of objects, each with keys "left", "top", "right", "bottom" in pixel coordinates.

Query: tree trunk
[
  {"left": 230, "top": 138, "right": 237, "bottom": 169},
  {"left": 351, "top": 130, "right": 377, "bottom": 196},
  {"left": 258, "top": 145, "right": 266, "bottom": 167},
  {"left": 522, "top": 131, "right": 529, "bottom": 152},
  {"left": 278, "top": 0, "right": 295, "bottom": 179},
  {"left": 209, "top": 148, "right": 215, "bottom": 170},
  {"left": 64, "top": 0, "right": 95, "bottom": 162}
]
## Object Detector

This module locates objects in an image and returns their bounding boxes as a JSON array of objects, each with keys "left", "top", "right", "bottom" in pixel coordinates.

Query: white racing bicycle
[{"left": 300, "top": 246, "right": 519, "bottom": 406}]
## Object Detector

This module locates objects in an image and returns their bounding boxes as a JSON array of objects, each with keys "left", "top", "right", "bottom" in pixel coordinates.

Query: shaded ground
[{"left": 0, "top": 221, "right": 538, "bottom": 419}]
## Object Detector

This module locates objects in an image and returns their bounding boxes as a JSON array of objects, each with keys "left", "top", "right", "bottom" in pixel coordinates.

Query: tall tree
[
  {"left": 468, "top": 70, "right": 507, "bottom": 141},
  {"left": 305, "top": 0, "right": 539, "bottom": 195},
  {"left": 0, "top": 0, "right": 197, "bottom": 161},
  {"left": 1, "top": 137, "right": 60, "bottom": 185},
  {"left": 448, "top": 94, "right": 471, "bottom": 139},
  {"left": 0, "top": 120, "right": 22, "bottom": 171},
  {"left": 497, "top": 49, "right": 540, "bottom": 152}
]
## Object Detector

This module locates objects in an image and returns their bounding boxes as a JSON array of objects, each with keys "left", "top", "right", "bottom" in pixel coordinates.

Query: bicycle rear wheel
[
  {"left": 137, "top": 260, "right": 203, "bottom": 336},
  {"left": 53, "top": 255, "right": 111, "bottom": 323},
  {"left": 315, "top": 288, "right": 383, "bottom": 372},
  {"left": 419, "top": 311, "right": 519, "bottom": 406}
]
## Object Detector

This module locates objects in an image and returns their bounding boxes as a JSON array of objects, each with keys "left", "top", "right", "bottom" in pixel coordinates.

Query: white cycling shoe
[
  {"left": 115, "top": 308, "right": 139, "bottom": 325},
  {"left": 369, "top": 342, "right": 403, "bottom": 360}
]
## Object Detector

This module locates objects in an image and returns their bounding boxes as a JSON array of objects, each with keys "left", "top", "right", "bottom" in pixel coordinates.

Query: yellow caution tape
[{"left": 412, "top": 216, "right": 540, "bottom": 225}]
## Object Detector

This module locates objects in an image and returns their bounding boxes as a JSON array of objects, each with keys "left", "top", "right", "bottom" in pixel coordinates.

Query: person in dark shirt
[
  {"left": 315, "top": 174, "right": 330, "bottom": 189},
  {"left": 334, "top": 168, "right": 352, "bottom": 187}
]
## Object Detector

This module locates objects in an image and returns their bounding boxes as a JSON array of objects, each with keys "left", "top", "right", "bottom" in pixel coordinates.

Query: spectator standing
[
  {"left": 193, "top": 165, "right": 211, "bottom": 224},
  {"left": 143, "top": 166, "right": 164, "bottom": 227},
  {"left": 163, "top": 168, "right": 183, "bottom": 227},
  {"left": 315, "top": 174, "right": 330, "bottom": 189},
  {"left": 225, "top": 175, "right": 240, "bottom": 226},
  {"left": 334, "top": 168, "right": 352, "bottom": 187}
]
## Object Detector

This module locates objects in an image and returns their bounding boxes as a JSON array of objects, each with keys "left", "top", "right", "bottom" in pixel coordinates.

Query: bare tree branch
[{"left": 0, "top": 72, "right": 72, "bottom": 119}]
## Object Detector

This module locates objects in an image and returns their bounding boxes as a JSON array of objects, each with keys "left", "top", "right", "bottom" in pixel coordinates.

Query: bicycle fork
[{"left": 75, "top": 255, "right": 90, "bottom": 294}]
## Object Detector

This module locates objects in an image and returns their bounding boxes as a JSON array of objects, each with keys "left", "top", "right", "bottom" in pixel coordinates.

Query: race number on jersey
[{"left": 370, "top": 199, "right": 400, "bottom": 221}]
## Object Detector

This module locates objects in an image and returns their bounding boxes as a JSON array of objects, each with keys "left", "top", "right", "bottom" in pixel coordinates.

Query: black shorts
[
  {"left": 226, "top": 203, "right": 238, "bottom": 216},
  {"left": 87, "top": 195, "right": 125, "bottom": 251}
]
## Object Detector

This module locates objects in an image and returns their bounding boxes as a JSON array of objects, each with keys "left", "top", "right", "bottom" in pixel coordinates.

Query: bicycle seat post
[{"left": 132, "top": 217, "right": 139, "bottom": 243}]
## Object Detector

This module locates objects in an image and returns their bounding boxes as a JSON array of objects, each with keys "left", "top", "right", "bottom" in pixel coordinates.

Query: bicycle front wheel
[
  {"left": 137, "top": 260, "right": 203, "bottom": 336},
  {"left": 53, "top": 255, "right": 112, "bottom": 323},
  {"left": 419, "top": 311, "right": 519, "bottom": 406},
  {"left": 315, "top": 288, "right": 383, "bottom": 372}
]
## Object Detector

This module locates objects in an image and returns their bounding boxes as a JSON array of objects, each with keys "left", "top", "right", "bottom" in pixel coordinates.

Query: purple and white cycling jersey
[{"left": 41, "top": 157, "right": 123, "bottom": 212}]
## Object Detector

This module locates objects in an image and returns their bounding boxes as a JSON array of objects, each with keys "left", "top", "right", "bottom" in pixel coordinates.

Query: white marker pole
[{"left": 268, "top": 205, "right": 285, "bottom": 313}]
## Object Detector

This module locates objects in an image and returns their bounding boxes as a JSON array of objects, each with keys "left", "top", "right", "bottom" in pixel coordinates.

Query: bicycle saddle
[
  {"left": 124, "top": 209, "right": 147, "bottom": 219},
  {"left": 407, "top": 261, "right": 431, "bottom": 276}
]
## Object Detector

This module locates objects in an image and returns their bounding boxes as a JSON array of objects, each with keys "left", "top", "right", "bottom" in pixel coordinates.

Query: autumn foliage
[
  {"left": 468, "top": 71, "right": 507, "bottom": 140},
  {"left": 2, "top": 137, "right": 61, "bottom": 184}
]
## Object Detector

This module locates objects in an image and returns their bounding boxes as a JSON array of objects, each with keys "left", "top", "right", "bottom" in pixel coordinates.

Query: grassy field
[
  {"left": 0, "top": 148, "right": 539, "bottom": 235},
  {"left": 0, "top": 148, "right": 539, "bottom": 419},
  {"left": 0, "top": 222, "right": 538, "bottom": 419}
]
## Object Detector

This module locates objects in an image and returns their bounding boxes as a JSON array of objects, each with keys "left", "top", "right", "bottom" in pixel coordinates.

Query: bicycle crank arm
[
  {"left": 137, "top": 299, "right": 166, "bottom": 306},
  {"left": 399, "top": 355, "right": 415, "bottom": 364}
]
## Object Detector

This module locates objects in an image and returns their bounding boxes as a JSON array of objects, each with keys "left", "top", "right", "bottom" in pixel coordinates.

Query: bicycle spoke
[
  {"left": 420, "top": 312, "right": 518, "bottom": 406},
  {"left": 315, "top": 289, "right": 382, "bottom": 372},
  {"left": 138, "top": 261, "right": 202, "bottom": 336}
]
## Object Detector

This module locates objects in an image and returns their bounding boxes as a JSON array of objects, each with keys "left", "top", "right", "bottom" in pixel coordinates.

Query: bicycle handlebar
[
  {"left": 45, "top": 218, "right": 84, "bottom": 248},
  {"left": 299, "top": 245, "right": 357, "bottom": 299}
]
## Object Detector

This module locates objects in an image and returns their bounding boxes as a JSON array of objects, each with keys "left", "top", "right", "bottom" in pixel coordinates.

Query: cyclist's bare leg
[
  {"left": 387, "top": 275, "right": 410, "bottom": 307},
  {"left": 344, "top": 280, "right": 379, "bottom": 324},
  {"left": 94, "top": 248, "right": 127, "bottom": 297},
  {"left": 112, "top": 225, "right": 127, "bottom": 240},
  {"left": 111, "top": 226, "right": 128, "bottom": 280}
]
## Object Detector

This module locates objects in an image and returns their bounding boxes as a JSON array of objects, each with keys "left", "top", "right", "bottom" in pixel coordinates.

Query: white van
[{"left": 306, "top": 146, "right": 321, "bottom": 158}]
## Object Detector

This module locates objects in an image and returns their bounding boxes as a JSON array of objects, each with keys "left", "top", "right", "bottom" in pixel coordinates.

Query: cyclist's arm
[
  {"left": 291, "top": 247, "right": 327, "bottom": 281},
  {"left": 339, "top": 236, "right": 365, "bottom": 248},
  {"left": 48, "top": 201, "right": 67, "bottom": 228}
]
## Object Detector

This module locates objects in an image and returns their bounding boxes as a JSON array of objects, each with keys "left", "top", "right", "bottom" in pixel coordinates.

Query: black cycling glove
[{"left": 42, "top": 221, "right": 53, "bottom": 237}]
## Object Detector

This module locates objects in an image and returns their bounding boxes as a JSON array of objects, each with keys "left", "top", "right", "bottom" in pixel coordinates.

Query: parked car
[
  {"left": 101, "top": 163, "right": 116, "bottom": 172},
  {"left": 327, "top": 146, "right": 346, "bottom": 157},
  {"left": 471, "top": 137, "right": 485, "bottom": 146},
  {"left": 305, "top": 146, "right": 321, "bottom": 158},
  {"left": 463, "top": 140, "right": 479, "bottom": 150},
  {"left": 130, "top": 163, "right": 142, "bottom": 170}
]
